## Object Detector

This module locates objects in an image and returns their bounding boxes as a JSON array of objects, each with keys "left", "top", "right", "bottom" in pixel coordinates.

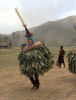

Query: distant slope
[
  {"left": 30, "top": 16, "right": 76, "bottom": 46},
  {"left": 1, "top": 16, "right": 76, "bottom": 46},
  {"left": 13, "top": 16, "right": 76, "bottom": 46}
]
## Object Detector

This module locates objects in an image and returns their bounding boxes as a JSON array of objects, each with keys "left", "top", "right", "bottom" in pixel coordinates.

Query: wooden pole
[{"left": 15, "top": 8, "right": 26, "bottom": 26}]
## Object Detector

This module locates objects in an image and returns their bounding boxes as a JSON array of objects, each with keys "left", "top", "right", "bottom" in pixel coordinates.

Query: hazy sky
[{"left": 0, "top": 0, "right": 76, "bottom": 34}]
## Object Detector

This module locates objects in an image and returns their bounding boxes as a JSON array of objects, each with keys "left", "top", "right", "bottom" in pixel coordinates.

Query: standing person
[
  {"left": 58, "top": 45, "right": 65, "bottom": 68},
  {"left": 15, "top": 8, "right": 54, "bottom": 89},
  {"left": 18, "top": 24, "right": 54, "bottom": 89},
  {"left": 23, "top": 25, "right": 40, "bottom": 89}
]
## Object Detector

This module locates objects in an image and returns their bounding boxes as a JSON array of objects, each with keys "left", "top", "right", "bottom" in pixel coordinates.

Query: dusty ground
[
  {"left": 0, "top": 64, "right": 76, "bottom": 100},
  {"left": 0, "top": 48, "right": 76, "bottom": 100}
]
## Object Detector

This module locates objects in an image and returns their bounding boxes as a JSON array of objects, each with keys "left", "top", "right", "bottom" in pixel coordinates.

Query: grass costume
[
  {"left": 67, "top": 50, "right": 76, "bottom": 74},
  {"left": 15, "top": 8, "right": 54, "bottom": 89},
  {"left": 18, "top": 25, "right": 54, "bottom": 89}
]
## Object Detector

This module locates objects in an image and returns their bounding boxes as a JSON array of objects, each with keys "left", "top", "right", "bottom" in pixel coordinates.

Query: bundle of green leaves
[
  {"left": 18, "top": 46, "right": 54, "bottom": 77},
  {"left": 67, "top": 52, "right": 76, "bottom": 74}
]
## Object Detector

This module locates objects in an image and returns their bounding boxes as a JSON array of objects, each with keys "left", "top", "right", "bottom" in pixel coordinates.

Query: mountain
[
  {"left": 1, "top": 16, "right": 76, "bottom": 46},
  {"left": 29, "top": 16, "right": 76, "bottom": 46}
]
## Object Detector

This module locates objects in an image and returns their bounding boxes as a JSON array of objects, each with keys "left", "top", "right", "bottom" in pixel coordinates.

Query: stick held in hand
[{"left": 15, "top": 8, "right": 26, "bottom": 26}]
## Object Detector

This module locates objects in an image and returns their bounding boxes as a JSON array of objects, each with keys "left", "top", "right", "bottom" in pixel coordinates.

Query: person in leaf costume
[
  {"left": 18, "top": 25, "right": 54, "bottom": 89},
  {"left": 67, "top": 49, "right": 76, "bottom": 74},
  {"left": 15, "top": 8, "right": 54, "bottom": 89}
]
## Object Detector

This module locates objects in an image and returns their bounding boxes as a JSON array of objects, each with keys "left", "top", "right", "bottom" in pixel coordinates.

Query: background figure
[{"left": 58, "top": 45, "right": 65, "bottom": 68}]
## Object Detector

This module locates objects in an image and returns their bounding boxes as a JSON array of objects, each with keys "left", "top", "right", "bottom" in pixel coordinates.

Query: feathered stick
[
  {"left": 15, "top": 7, "right": 34, "bottom": 46},
  {"left": 15, "top": 8, "right": 26, "bottom": 26}
]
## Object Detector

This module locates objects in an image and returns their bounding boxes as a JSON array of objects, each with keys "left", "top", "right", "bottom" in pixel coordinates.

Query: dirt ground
[{"left": 0, "top": 63, "right": 76, "bottom": 100}]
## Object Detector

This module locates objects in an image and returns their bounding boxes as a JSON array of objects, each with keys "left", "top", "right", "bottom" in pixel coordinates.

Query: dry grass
[{"left": 0, "top": 47, "right": 76, "bottom": 100}]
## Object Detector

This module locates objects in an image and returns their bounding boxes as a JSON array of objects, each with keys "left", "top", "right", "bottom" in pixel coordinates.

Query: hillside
[
  {"left": 1, "top": 16, "right": 76, "bottom": 46},
  {"left": 30, "top": 16, "right": 76, "bottom": 46}
]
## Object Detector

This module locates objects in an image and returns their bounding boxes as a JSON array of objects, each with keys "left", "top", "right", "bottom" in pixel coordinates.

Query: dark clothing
[
  {"left": 29, "top": 73, "right": 40, "bottom": 88},
  {"left": 29, "top": 77, "right": 35, "bottom": 86},
  {"left": 58, "top": 55, "right": 64, "bottom": 64},
  {"left": 34, "top": 74, "right": 40, "bottom": 88},
  {"left": 25, "top": 26, "right": 30, "bottom": 35},
  {"left": 58, "top": 49, "right": 65, "bottom": 64}
]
